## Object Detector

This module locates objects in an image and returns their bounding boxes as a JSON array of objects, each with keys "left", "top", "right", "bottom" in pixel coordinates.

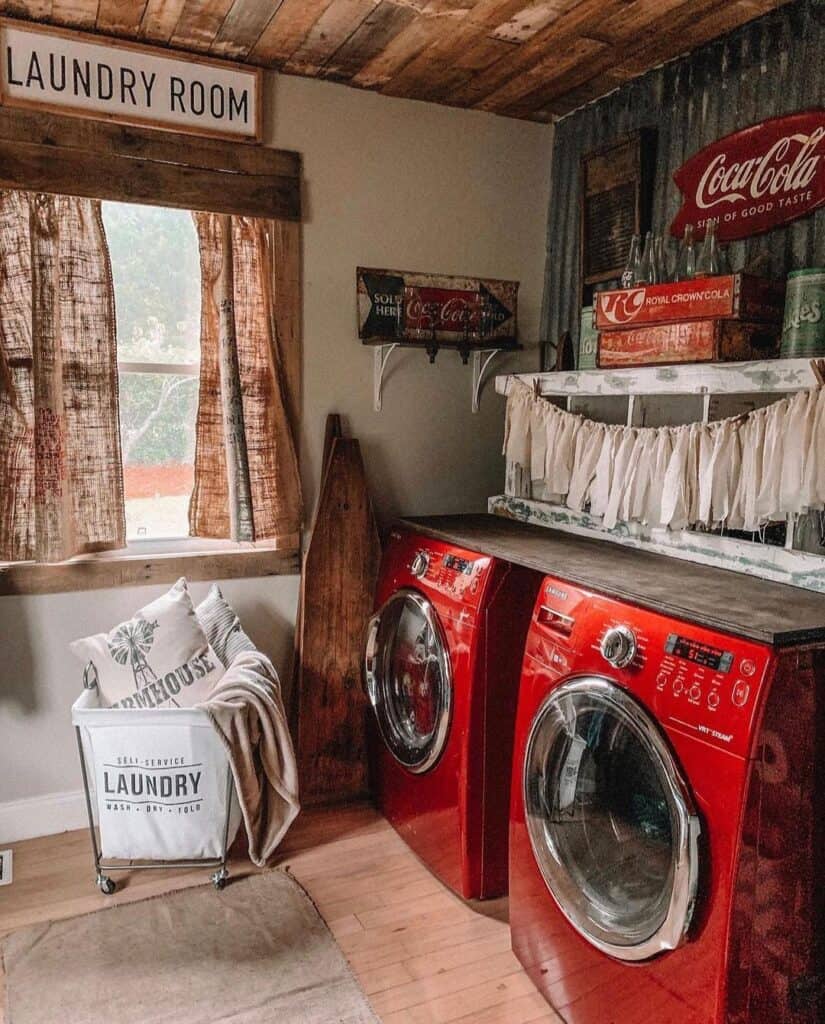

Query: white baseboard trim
[{"left": 0, "top": 790, "right": 88, "bottom": 844}]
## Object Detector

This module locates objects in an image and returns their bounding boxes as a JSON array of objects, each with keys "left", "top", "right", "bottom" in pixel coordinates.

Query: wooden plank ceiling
[{"left": 1, "top": 0, "right": 792, "bottom": 121}]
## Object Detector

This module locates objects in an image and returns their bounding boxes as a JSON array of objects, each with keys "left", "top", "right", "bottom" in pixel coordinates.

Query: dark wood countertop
[{"left": 398, "top": 514, "right": 825, "bottom": 647}]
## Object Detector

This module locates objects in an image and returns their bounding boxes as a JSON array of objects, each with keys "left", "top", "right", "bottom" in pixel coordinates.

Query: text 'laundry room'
[{"left": 1, "top": 3, "right": 824, "bottom": 1024}]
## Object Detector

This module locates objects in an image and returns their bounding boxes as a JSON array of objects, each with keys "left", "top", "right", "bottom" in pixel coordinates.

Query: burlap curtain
[
  {"left": 190, "top": 213, "right": 302, "bottom": 546},
  {"left": 0, "top": 191, "right": 125, "bottom": 564}
]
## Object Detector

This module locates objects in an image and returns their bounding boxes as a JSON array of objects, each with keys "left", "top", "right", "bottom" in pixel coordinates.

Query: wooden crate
[
  {"left": 594, "top": 274, "right": 785, "bottom": 332},
  {"left": 597, "top": 318, "right": 780, "bottom": 368}
]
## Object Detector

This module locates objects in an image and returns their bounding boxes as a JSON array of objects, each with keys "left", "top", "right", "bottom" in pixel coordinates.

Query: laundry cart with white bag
[
  {"left": 73, "top": 682, "right": 242, "bottom": 894},
  {"left": 69, "top": 579, "right": 246, "bottom": 895}
]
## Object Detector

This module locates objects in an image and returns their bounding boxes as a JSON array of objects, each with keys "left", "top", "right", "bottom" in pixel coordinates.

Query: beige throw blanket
[{"left": 202, "top": 651, "right": 300, "bottom": 866}]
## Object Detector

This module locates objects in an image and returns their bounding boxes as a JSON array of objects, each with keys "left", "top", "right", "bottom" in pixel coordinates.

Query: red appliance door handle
[{"left": 364, "top": 612, "right": 382, "bottom": 708}]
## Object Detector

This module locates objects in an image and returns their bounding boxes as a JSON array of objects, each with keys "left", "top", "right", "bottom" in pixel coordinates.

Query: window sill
[{"left": 0, "top": 543, "right": 301, "bottom": 597}]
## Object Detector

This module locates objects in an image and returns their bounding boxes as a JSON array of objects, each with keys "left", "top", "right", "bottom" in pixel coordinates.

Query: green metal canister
[
  {"left": 780, "top": 269, "right": 825, "bottom": 357},
  {"left": 578, "top": 306, "right": 598, "bottom": 369}
]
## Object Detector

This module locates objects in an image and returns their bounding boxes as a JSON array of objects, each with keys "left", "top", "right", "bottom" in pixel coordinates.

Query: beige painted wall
[{"left": 0, "top": 73, "right": 552, "bottom": 833}]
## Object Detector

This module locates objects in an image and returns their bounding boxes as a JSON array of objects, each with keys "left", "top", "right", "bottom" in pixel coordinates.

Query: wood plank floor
[{"left": 0, "top": 802, "right": 561, "bottom": 1024}]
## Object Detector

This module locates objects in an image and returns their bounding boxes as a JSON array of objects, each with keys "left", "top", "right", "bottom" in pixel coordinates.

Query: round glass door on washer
[
  {"left": 510, "top": 573, "right": 779, "bottom": 1024},
  {"left": 366, "top": 525, "right": 542, "bottom": 900},
  {"left": 365, "top": 589, "right": 452, "bottom": 775},
  {"left": 523, "top": 677, "right": 700, "bottom": 962}
]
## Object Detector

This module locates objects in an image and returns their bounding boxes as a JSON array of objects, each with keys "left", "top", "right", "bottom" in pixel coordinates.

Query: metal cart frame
[{"left": 74, "top": 676, "right": 236, "bottom": 896}]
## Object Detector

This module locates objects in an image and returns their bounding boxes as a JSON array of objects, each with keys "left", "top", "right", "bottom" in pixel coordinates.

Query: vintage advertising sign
[
  {"left": 670, "top": 110, "right": 825, "bottom": 242},
  {"left": 0, "top": 20, "right": 262, "bottom": 141},
  {"left": 357, "top": 268, "right": 518, "bottom": 344},
  {"left": 595, "top": 274, "right": 785, "bottom": 331},
  {"left": 597, "top": 319, "right": 780, "bottom": 369}
]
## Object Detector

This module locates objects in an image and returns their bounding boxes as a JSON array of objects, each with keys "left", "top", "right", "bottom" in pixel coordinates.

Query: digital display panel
[
  {"left": 444, "top": 555, "right": 473, "bottom": 575},
  {"left": 665, "top": 633, "right": 733, "bottom": 673}
]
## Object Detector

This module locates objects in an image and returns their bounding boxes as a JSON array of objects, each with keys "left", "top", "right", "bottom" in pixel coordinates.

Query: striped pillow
[{"left": 195, "top": 584, "right": 256, "bottom": 668}]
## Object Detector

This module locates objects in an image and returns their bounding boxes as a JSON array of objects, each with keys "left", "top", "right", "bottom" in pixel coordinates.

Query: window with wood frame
[
  {"left": 104, "top": 201, "right": 201, "bottom": 542},
  {"left": 0, "top": 106, "right": 303, "bottom": 595}
]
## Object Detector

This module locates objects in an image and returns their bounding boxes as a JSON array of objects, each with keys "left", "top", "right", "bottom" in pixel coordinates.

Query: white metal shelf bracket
[
  {"left": 373, "top": 343, "right": 399, "bottom": 412},
  {"left": 472, "top": 349, "right": 504, "bottom": 414}
]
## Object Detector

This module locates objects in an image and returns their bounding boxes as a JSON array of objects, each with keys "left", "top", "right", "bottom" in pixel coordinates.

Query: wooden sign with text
[
  {"left": 595, "top": 274, "right": 785, "bottom": 331},
  {"left": 670, "top": 110, "right": 825, "bottom": 242},
  {"left": 0, "top": 20, "right": 262, "bottom": 141},
  {"left": 597, "top": 319, "right": 780, "bottom": 368}
]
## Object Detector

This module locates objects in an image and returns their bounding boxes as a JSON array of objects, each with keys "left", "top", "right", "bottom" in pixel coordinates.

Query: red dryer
[
  {"left": 509, "top": 573, "right": 825, "bottom": 1024},
  {"left": 364, "top": 525, "right": 540, "bottom": 900}
]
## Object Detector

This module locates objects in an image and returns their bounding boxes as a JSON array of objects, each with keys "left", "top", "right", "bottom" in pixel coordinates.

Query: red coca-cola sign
[
  {"left": 357, "top": 268, "right": 518, "bottom": 342},
  {"left": 670, "top": 109, "right": 825, "bottom": 242}
]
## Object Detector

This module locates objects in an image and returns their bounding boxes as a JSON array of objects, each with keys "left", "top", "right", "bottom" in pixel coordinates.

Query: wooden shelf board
[
  {"left": 494, "top": 358, "right": 818, "bottom": 398},
  {"left": 363, "top": 338, "right": 521, "bottom": 351},
  {"left": 488, "top": 495, "right": 825, "bottom": 596}
]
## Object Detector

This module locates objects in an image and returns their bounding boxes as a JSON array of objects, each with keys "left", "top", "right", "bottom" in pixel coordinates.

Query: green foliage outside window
[{"left": 103, "top": 202, "right": 201, "bottom": 466}]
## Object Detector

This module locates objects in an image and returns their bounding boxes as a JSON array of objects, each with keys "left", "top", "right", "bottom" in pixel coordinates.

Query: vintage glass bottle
[
  {"left": 637, "top": 231, "right": 655, "bottom": 285},
  {"left": 621, "top": 235, "right": 641, "bottom": 288},
  {"left": 695, "top": 218, "right": 722, "bottom": 277},
  {"left": 674, "top": 224, "right": 696, "bottom": 281},
  {"left": 653, "top": 235, "right": 669, "bottom": 284}
]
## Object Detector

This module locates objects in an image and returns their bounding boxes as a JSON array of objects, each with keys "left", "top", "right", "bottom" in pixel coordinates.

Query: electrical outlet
[{"left": 0, "top": 849, "right": 12, "bottom": 886}]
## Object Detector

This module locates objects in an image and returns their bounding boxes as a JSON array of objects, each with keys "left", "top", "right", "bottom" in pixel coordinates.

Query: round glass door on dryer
[
  {"left": 523, "top": 676, "right": 701, "bottom": 961},
  {"left": 364, "top": 588, "right": 452, "bottom": 774}
]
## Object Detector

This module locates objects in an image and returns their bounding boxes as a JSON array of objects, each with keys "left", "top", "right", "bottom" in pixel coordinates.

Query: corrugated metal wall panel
[{"left": 541, "top": 0, "right": 825, "bottom": 367}]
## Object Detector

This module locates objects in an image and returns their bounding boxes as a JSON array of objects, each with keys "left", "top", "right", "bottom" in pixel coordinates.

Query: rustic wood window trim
[
  {"left": 0, "top": 546, "right": 301, "bottom": 596},
  {"left": 0, "top": 106, "right": 301, "bottom": 220},
  {"left": 0, "top": 105, "right": 303, "bottom": 595}
]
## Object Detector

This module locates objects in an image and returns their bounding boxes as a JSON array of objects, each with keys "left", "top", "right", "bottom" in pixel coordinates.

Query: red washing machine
[
  {"left": 509, "top": 573, "right": 825, "bottom": 1024},
  {"left": 364, "top": 525, "right": 541, "bottom": 900}
]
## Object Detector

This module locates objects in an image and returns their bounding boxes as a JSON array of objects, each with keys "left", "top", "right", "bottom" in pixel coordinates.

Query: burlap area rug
[{"left": 1, "top": 871, "right": 379, "bottom": 1024}]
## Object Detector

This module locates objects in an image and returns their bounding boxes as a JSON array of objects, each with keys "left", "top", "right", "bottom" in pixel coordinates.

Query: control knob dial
[
  {"left": 410, "top": 551, "right": 430, "bottom": 578},
  {"left": 600, "top": 625, "right": 637, "bottom": 668}
]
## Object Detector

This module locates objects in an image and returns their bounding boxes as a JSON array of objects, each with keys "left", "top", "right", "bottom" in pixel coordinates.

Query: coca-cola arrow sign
[{"left": 670, "top": 109, "right": 825, "bottom": 242}]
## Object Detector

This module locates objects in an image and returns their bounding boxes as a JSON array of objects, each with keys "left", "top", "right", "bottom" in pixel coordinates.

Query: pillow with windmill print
[{"left": 69, "top": 579, "right": 224, "bottom": 709}]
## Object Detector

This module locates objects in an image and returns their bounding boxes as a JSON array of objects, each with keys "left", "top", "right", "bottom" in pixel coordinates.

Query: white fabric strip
[{"left": 504, "top": 380, "right": 825, "bottom": 532}]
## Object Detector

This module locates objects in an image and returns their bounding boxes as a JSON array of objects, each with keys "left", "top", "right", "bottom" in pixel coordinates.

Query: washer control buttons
[
  {"left": 707, "top": 689, "right": 720, "bottom": 710},
  {"left": 600, "top": 625, "right": 637, "bottom": 668},
  {"left": 672, "top": 678, "right": 685, "bottom": 696},
  {"left": 656, "top": 671, "right": 670, "bottom": 690},
  {"left": 732, "top": 680, "right": 751, "bottom": 707},
  {"left": 688, "top": 683, "right": 702, "bottom": 702},
  {"left": 740, "top": 659, "right": 757, "bottom": 678},
  {"left": 410, "top": 551, "right": 430, "bottom": 578}
]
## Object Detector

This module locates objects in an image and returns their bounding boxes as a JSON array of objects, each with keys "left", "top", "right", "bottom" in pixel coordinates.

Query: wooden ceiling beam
[
  {"left": 321, "top": 1, "right": 417, "bottom": 83},
  {"left": 247, "top": 0, "right": 337, "bottom": 66},
  {"left": 475, "top": 34, "right": 606, "bottom": 112},
  {"left": 6, "top": 0, "right": 50, "bottom": 18},
  {"left": 483, "top": 0, "right": 732, "bottom": 114},
  {"left": 510, "top": 0, "right": 791, "bottom": 118},
  {"left": 169, "top": 0, "right": 235, "bottom": 51},
  {"left": 283, "top": 0, "right": 381, "bottom": 76},
  {"left": 0, "top": 0, "right": 794, "bottom": 121},
  {"left": 379, "top": 0, "right": 532, "bottom": 101},
  {"left": 446, "top": 0, "right": 606, "bottom": 108},
  {"left": 138, "top": 0, "right": 190, "bottom": 43},
  {"left": 96, "top": 0, "right": 149, "bottom": 36},
  {"left": 209, "top": 0, "right": 281, "bottom": 58},
  {"left": 351, "top": 11, "right": 443, "bottom": 87},
  {"left": 615, "top": 0, "right": 792, "bottom": 76},
  {"left": 491, "top": 1, "right": 569, "bottom": 44},
  {"left": 51, "top": 0, "right": 98, "bottom": 29}
]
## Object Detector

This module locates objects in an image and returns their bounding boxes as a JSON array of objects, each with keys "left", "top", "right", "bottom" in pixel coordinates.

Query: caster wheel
[
  {"left": 211, "top": 869, "right": 228, "bottom": 891},
  {"left": 97, "top": 875, "right": 116, "bottom": 895}
]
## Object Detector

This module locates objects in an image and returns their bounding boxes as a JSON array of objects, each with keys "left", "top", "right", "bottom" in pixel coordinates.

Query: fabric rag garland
[{"left": 503, "top": 380, "right": 825, "bottom": 532}]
